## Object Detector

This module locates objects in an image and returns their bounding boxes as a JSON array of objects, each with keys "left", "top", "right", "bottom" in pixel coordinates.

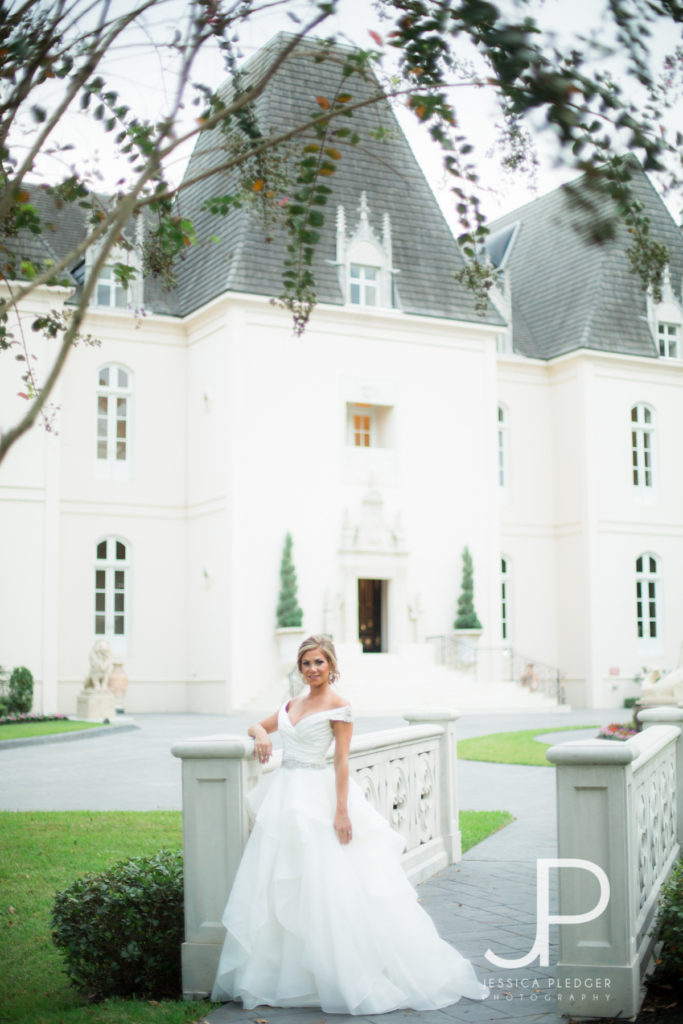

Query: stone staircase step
[{"left": 240, "top": 653, "right": 565, "bottom": 716}]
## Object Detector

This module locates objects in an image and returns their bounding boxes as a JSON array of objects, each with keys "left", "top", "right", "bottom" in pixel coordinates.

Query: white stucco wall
[
  {"left": 188, "top": 295, "right": 502, "bottom": 709},
  {"left": 4, "top": 280, "right": 682, "bottom": 715},
  {"left": 498, "top": 349, "right": 683, "bottom": 708}
]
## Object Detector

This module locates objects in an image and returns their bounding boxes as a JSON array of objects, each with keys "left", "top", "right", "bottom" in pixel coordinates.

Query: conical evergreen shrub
[
  {"left": 454, "top": 546, "right": 482, "bottom": 630},
  {"left": 276, "top": 532, "right": 303, "bottom": 628}
]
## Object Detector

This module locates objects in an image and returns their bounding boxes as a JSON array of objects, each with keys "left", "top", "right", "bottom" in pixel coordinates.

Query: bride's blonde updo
[{"left": 297, "top": 634, "right": 340, "bottom": 683}]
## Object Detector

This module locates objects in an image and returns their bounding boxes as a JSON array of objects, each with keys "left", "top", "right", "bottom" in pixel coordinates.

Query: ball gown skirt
[{"left": 211, "top": 704, "right": 489, "bottom": 1014}]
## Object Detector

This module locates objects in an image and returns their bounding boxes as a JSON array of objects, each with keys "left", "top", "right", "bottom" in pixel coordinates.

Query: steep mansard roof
[
  {"left": 486, "top": 168, "right": 683, "bottom": 360},
  {"left": 172, "top": 33, "right": 504, "bottom": 325},
  {"left": 1, "top": 185, "right": 178, "bottom": 315}
]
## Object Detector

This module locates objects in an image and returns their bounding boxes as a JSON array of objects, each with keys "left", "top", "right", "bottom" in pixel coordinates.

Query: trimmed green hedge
[
  {"left": 651, "top": 859, "right": 683, "bottom": 985},
  {"left": 51, "top": 849, "right": 183, "bottom": 1001},
  {"left": 0, "top": 664, "right": 34, "bottom": 716}
]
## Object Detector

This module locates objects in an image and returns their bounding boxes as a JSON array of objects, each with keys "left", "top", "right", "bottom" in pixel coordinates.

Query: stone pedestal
[
  {"left": 76, "top": 688, "right": 116, "bottom": 722},
  {"left": 453, "top": 628, "right": 482, "bottom": 668},
  {"left": 275, "top": 626, "right": 306, "bottom": 676}
]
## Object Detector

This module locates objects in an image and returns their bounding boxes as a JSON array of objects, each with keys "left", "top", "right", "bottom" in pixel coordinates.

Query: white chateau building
[{"left": 1, "top": 35, "right": 682, "bottom": 713}]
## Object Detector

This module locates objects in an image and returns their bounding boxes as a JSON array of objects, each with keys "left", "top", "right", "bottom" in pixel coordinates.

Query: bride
[{"left": 211, "top": 634, "right": 489, "bottom": 1013}]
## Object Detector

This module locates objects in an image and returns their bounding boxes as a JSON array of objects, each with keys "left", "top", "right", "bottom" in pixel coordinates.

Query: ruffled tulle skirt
[{"left": 211, "top": 766, "right": 489, "bottom": 1014}]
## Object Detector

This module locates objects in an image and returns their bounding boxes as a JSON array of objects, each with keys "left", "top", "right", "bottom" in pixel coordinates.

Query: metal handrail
[{"left": 425, "top": 635, "right": 566, "bottom": 705}]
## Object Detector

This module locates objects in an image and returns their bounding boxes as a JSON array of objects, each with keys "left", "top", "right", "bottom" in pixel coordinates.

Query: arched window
[
  {"left": 94, "top": 537, "right": 129, "bottom": 648},
  {"left": 635, "top": 553, "right": 659, "bottom": 641},
  {"left": 631, "top": 404, "right": 654, "bottom": 490},
  {"left": 497, "top": 405, "right": 508, "bottom": 488},
  {"left": 500, "top": 556, "right": 510, "bottom": 640},
  {"left": 96, "top": 364, "right": 132, "bottom": 477}
]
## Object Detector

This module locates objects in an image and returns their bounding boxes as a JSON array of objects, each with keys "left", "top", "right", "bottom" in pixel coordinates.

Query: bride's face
[{"left": 300, "top": 648, "right": 331, "bottom": 689}]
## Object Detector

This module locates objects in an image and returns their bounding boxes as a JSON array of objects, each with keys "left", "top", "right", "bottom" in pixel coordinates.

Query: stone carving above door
[{"left": 340, "top": 488, "right": 407, "bottom": 554}]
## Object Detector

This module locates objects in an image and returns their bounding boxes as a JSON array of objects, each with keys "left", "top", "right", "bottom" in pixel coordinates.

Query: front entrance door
[{"left": 358, "top": 579, "right": 385, "bottom": 652}]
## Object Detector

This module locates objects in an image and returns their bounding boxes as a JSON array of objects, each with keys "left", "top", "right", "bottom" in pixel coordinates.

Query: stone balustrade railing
[
  {"left": 171, "top": 709, "right": 461, "bottom": 1000},
  {"left": 546, "top": 708, "right": 683, "bottom": 1020}
]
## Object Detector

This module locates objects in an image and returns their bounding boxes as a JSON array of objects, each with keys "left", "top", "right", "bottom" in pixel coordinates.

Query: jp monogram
[{"left": 485, "top": 858, "right": 610, "bottom": 968}]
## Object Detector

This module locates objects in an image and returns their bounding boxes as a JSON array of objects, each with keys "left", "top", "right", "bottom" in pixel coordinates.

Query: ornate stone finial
[
  {"left": 359, "top": 191, "right": 370, "bottom": 224},
  {"left": 382, "top": 211, "right": 392, "bottom": 265},
  {"left": 660, "top": 265, "right": 674, "bottom": 303},
  {"left": 336, "top": 204, "right": 346, "bottom": 264}
]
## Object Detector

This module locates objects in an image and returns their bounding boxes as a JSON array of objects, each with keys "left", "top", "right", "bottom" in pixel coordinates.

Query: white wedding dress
[{"left": 211, "top": 703, "right": 489, "bottom": 1014}]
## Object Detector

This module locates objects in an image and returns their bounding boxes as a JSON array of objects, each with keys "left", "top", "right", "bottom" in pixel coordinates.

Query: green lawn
[
  {"left": 0, "top": 720, "right": 104, "bottom": 741},
  {"left": 0, "top": 807, "right": 510, "bottom": 1024},
  {"left": 461, "top": 809, "right": 513, "bottom": 850},
  {"left": 0, "top": 811, "right": 211, "bottom": 1024},
  {"left": 457, "top": 725, "right": 602, "bottom": 766}
]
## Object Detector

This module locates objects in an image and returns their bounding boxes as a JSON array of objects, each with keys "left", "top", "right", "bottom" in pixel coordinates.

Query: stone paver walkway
[{"left": 0, "top": 708, "right": 627, "bottom": 1023}]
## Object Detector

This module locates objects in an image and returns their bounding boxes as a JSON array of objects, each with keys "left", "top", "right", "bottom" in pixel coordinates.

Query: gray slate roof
[
  {"left": 486, "top": 168, "right": 683, "bottom": 360},
  {"left": 173, "top": 33, "right": 504, "bottom": 326},
  {"left": 1, "top": 185, "right": 178, "bottom": 315}
]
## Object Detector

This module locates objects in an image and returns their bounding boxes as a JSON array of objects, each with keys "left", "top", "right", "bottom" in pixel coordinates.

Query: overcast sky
[{"left": 29, "top": 0, "right": 683, "bottom": 227}]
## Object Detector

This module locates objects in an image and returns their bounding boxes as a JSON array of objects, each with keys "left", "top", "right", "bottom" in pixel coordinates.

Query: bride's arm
[
  {"left": 332, "top": 719, "right": 353, "bottom": 844},
  {"left": 249, "top": 709, "right": 278, "bottom": 764}
]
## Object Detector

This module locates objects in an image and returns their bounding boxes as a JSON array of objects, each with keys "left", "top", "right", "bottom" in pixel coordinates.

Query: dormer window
[
  {"left": 349, "top": 264, "right": 379, "bottom": 306},
  {"left": 96, "top": 265, "right": 128, "bottom": 308},
  {"left": 658, "top": 322, "right": 680, "bottom": 358},
  {"left": 648, "top": 268, "right": 682, "bottom": 360},
  {"left": 87, "top": 230, "right": 142, "bottom": 310},
  {"left": 336, "top": 193, "right": 398, "bottom": 310}
]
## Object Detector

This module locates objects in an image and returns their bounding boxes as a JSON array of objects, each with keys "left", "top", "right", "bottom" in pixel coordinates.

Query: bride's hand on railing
[
  {"left": 250, "top": 725, "right": 272, "bottom": 764},
  {"left": 253, "top": 736, "right": 272, "bottom": 763}
]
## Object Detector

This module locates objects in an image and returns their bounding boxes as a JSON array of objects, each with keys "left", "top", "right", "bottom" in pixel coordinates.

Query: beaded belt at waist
[{"left": 282, "top": 757, "right": 327, "bottom": 770}]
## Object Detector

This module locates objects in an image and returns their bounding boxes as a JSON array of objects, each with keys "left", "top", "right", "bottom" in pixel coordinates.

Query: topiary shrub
[
  {"left": 650, "top": 858, "right": 683, "bottom": 985},
  {"left": 454, "top": 546, "right": 482, "bottom": 630},
  {"left": 51, "top": 849, "right": 183, "bottom": 1001},
  {"left": 276, "top": 531, "right": 303, "bottom": 628},
  {"left": 8, "top": 665, "right": 33, "bottom": 714}
]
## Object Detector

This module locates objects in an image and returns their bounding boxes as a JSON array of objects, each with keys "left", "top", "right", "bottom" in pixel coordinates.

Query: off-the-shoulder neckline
[{"left": 283, "top": 701, "right": 351, "bottom": 728}]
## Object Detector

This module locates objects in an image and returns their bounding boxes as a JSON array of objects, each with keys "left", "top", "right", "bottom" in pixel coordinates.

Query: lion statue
[
  {"left": 640, "top": 665, "right": 683, "bottom": 706},
  {"left": 85, "top": 638, "right": 113, "bottom": 690}
]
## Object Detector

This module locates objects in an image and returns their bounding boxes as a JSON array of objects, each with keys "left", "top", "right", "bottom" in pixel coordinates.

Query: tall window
[
  {"left": 350, "top": 404, "right": 374, "bottom": 447},
  {"left": 630, "top": 404, "right": 654, "bottom": 490},
  {"left": 501, "top": 556, "right": 510, "bottom": 640},
  {"left": 94, "top": 538, "right": 129, "bottom": 644},
  {"left": 349, "top": 264, "right": 378, "bottom": 306},
  {"left": 97, "top": 365, "right": 131, "bottom": 473},
  {"left": 635, "top": 554, "right": 659, "bottom": 640},
  {"left": 497, "top": 405, "right": 508, "bottom": 488},
  {"left": 658, "top": 322, "right": 680, "bottom": 358},
  {"left": 96, "top": 266, "right": 128, "bottom": 308}
]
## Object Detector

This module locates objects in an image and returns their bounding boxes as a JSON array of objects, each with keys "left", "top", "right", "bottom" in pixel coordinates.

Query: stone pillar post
[
  {"left": 637, "top": 705, "right": 683, "bottom": 846},
  {"left": 403, "top": 708, "right": 461, "bottom": 862},
  {"left": 171, "top": 735, "right": 260, "bottom": 1000},
  {"left": 546, "top": 727, "right": 680, "bottom": 1019}
]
